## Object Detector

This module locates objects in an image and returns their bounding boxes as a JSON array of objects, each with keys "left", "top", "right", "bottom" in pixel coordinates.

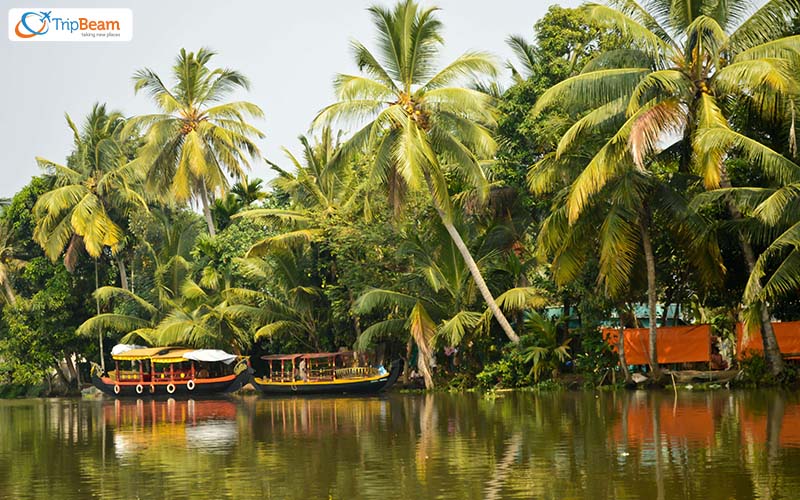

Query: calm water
[{"left": 1, "top": 390, "right": 799, "bottom": 499}]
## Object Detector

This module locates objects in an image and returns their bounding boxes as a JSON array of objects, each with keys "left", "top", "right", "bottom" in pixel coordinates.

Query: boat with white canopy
[{"left": 91, "top": 345, "right": 251, "bottom": 397}]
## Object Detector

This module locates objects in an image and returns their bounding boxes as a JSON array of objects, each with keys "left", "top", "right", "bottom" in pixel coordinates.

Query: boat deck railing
[
  {"left": 262, "top": 366, "right": 378, "bottom": 383},
  {"left": 109, "top": 369, "right": 226, "bottom": 382},
  {"left": 334, "top": 367, "right": 374, "bottom": 379}
]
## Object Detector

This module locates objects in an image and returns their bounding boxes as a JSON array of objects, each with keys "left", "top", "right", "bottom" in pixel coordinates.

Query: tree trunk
[
  {"left": 403, "top": 338, "right": 413, "bottom": 385},
  {"left": 95, "top": 259, "right": 105, "bottom": 372},
  {"left": 53, "top": 362, "right": 72, "bottom": 395},
  {"left": 560, "top": 294, "right": 571, "bottom": 344},
  {"left": 719, "top": 174, "right": 784, "bottom": 376},
  {"left": 64, "top": 355, "right": 78, "bottom": 392},
  {"left": 616, "top": 316, "right": 632, "bottom": 384},
  {"left": 417, "top": 343, "right": 435, "bottom": 390},
  {"left": 199, "top": 186, "right": 217, "bottom": 236},
  {"left": 738, "top": 235, "right": 784, "bottom": 375},
  {"left": 2, "top": 279, "right": 16, "bottom": 306},
  {"left": 348, "top": 289, "right": 362, "bottom": 339},
  {"left": 421, "top": 173, "right": 519, "bottom": 344},
  {"left": 440, "top": 219, "right": 520, "bottom": 343},
  {"left": 115, "top": 256, "right": 129, "bottom": 291},
  {"left": 661, "top": 303, "right": 670, "bottom": 327},
  {"left": 74, "top": 353, "right": 82, "bottom": 389},
  {"left": 638, "top": 207, "right": 661, "bottom": 379}
]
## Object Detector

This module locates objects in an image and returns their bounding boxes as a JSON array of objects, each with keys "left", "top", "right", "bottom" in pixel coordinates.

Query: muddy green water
[{"left": 1, "top": 390, "right": 799, "bottom": 499}]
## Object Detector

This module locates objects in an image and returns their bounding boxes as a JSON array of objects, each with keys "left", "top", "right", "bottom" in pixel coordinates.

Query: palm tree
[
  {"left": 77, "top": 208, "right": 203, "bottom": 347},
  {"left": 34, "top": 104, "right": 144, "bottom": 370},
  {"left": 313, "top": 0, "right": 522, "bottom": 343},
  {"left": 33, "top": 104, "right": 143, "bottom": 285},
  {"left": 128, "top": 48, "right": 265, "bottom": 236},
  {"left": 354, "top": 219, "right": 546, "bottom": 388},
  {"left": 154, "top": 278, "right": 250, "bottom": 352},
  {"left": 0, "top": 221, "right": 24, "bottom": 306},
  {"left": 519, "top": 311, "right": 572, "bottom": 382},
  {"left": 238, "top": 127, "right": 368, "bottom": 255},
  {"left": 231, "top": 177, "right": 267, "bottom": 207},
  {"left": 531, "top": 0, "right": 800, "bottom": 376},
  {"left": 225, "top": 249, "right": 328, "bottom": 351},
  {"left": 533, "top": 163, "right": 722, "bottom": 377},
  {"left": 505, "top": 35, "right": 540, "bottom": 84},
  {"left": 76, "top": 286, "right": 162, "bottom": 345},
  {"left": 267, "top": 127, "right": 360, "bottom": 213},
  {"left": 212, "top": 177, "right": 267, "bottom": 230}
]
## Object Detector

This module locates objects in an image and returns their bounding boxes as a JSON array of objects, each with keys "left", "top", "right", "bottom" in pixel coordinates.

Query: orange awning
[
  {"left": 736, "top": 321, "right": 800, "bottom": 359},
  {"left": 603, "top": 325, "right": 711, "bottom": 365}
]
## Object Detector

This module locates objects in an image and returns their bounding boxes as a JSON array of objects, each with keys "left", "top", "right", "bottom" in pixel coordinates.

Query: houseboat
[
  {"left": 91, "top": 344, "right": 251, "bottom": 397},
  {"left": 251, "top": 351, "right": 402, "bottom": 395}
]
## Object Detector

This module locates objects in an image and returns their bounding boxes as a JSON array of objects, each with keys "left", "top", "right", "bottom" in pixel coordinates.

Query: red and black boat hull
[{"left": 92, "top": 364, "right": 252, "bottom": 398}]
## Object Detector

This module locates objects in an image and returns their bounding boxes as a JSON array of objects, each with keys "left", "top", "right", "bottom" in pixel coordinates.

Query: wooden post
[{"left": 115, "top": 360, "right": 120, "bottom": 382}]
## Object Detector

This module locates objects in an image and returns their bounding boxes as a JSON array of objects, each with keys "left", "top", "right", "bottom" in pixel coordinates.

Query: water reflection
[
  {"left": 2, "top": 391, "right": 800, "bottom": 499},
  {"left": 107, "top": 399, "right": 239, "bottom": 457}
]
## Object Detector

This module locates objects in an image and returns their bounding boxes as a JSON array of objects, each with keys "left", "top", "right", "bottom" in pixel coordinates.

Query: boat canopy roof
[
  {"left": 110, "top": 344, "right": 147, "bottom": 356},
  {"left": 113, "top": 347, "right": 177, "bottom": 361},
  {"left": 261, "top": 351, "right": 355, "bottom": 361},
  {"left": 184, "top": 349, "right": 237, "bottom": 365},
  {"left": 151, "top": 349, "right": 195, "bottom": 364},
  {"left": 110, "top": 345, "right": 237, "bottom": 364}
]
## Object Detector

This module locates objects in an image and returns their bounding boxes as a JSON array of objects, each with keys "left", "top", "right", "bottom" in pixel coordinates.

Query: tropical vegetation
[{"left": 1, "top": 0, "right": 800, "bottom": 394}]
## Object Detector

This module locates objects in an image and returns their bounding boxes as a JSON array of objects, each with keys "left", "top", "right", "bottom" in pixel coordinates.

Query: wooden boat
[
  {"left": 665, "top": 369, "right": 739, "bottom": 384},
  {"left": 91, "top": 345, "right": 251, "bottom": 398},
  {"left": 251, "top": 352, "right": 402, "bottom": 395}
]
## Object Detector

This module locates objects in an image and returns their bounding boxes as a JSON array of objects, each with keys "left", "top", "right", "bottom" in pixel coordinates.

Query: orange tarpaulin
[
  {"left": 736, "top": 321, "right": 800, "bottom": 359},
  {"left": 603, "top": 325, "right": 711, "bottom": 365}
]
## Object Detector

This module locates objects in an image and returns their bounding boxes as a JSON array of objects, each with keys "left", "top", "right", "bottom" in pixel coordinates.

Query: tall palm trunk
[
  {"left": 719, "top": 174, "right": 784, "bottom": 376},
  {"left": 638, "top": 206, "right": 660, "bottom": 378},
  {"left": 737, "top": 233, "right": 784, "bottom": 374},
  {"left": 95, "top": 259, "right": 105, "bottom": 372},
  {"left": 198, "top": 186, "right": 217, "bottom": 236},
  {"left": 403, "top": 338, "right": 413, "bottom": 385},
  {"left": 616, "top": 313, "right": 632, "bottom": 384},
  {"left": 2, "top": 279, "right": 16, "bottom": 306},
  {"left": 416, "top": 342, "right": 435, "bottom": 390},
  {"left": 115, "top": 256, "right": 129, "bottom": 291},
  {"left": 423, "top": 175, "right": 520, "bottom": 344}
]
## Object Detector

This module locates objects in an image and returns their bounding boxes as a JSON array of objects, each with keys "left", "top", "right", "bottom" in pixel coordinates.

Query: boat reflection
[
  {"left": 246, "top": 396, "right": 390, "bottom": 438},
  {"left": 105, "top": 398, "right": 238, "bottom": 456}
]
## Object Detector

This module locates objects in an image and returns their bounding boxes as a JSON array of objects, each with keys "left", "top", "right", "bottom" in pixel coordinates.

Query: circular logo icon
[{"left": 15, "top": 11, "right": 49, "bottom": 38}]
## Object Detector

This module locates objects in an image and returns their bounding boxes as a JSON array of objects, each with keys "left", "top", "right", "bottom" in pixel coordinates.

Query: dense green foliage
[{"left": 2, "top": 0, "right": 800, "bottom": 394}]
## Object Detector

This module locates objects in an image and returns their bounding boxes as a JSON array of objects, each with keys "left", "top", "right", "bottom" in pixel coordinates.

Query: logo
[
  {"left": 9, "top": 8, "right": 132, "bottom": 42},
  {"left": 14, "top": 10, "right": 49, "bottom": 38}
]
